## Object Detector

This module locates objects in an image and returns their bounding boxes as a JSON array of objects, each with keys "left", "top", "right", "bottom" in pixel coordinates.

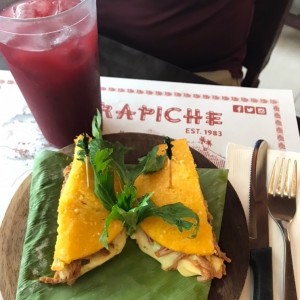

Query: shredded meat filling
[
  {"left": 165, "top": 253, "right": 187, "bottom": 271},
  {"left": 151, "top": 235, "right": 231, "bottom": 281},
  {"left": 63, "top": 163, "right": 72, "bottom": 183},
  {"left": 213, "top": 238, "right": 231, "bottom": 263},
  {"left": 155, "top": 246, "right": 173, "bottom": 257},
  {"left": 39, "top": 259, "right": 87, "bottom": 286},
  {"left": 39, "top": 245, "right": 114, "bottom": 285},
  {"left": 194, "top": 256, "right": 214, "bottom": 281}
]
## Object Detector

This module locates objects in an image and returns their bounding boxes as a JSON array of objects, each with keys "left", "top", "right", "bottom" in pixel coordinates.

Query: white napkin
[{"left": 225, "top": 143, "right": 300, "bottom": 300}]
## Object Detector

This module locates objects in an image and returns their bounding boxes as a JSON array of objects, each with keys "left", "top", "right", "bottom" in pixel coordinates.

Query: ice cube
[
  {"left": 13, "top": 2, "right": 37, "bottom": 18},
  {"left": 51, "top": 25, "right": 74, "bottom": 47},
  {"left": 57, "top": 0, "right": 82, "bottom": 13},
  {"left": 13, "top": 0, "right": 59, "bottom": 19}
]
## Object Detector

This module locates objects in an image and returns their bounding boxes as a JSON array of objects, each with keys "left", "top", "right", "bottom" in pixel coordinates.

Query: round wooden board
[
  {"left": 0, "top": 133, "right": 249, "bottom": 300},
  {"left": 0, "top": 175, "right": 31, "bottom": 300}
]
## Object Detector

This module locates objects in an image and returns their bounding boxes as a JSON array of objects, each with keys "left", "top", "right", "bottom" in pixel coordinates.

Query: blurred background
[{"left": 258, "top": 0, "right": 300, "bottom": 115}]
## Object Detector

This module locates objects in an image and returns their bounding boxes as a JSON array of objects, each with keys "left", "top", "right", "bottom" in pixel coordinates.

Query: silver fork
[{"left": 268, "top": 158, "right": 298, "bottom": 300}]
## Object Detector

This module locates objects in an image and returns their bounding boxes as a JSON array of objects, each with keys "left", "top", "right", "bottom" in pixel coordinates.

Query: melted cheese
[
  {"left": 133, "top": 228, "right": 182, "bottom": 271},
  {"left": 55, "top": 230, "right": 127, "bottom": 280},
  {"left": 80, "top": 230, "right": 127, "bottom": 275},
  {"left": 134, "top": 228, "right": 224, "bottom": 280}
]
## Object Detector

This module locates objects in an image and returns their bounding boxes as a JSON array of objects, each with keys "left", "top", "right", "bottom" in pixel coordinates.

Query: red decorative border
[
  {"left": 0, "top": 77, "right": 286, "bottom": 151},
  {"left": 0, "top": 78, "right": 15, "bottom": 90},
  {"left": 101, "top": 86, "right": 286, "bottom": 150}
]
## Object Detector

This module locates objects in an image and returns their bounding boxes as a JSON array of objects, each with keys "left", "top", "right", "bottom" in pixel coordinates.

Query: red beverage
[{"left": 0, "top": 0, "right": 100, "bottom": 148}]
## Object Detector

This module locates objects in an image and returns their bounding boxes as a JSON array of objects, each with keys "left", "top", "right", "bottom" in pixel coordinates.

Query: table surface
[
  {"left": 1, "top": 34, "right": 299, "bottom": 300},
  {"left": 0, "top": 34, "right": 217, "bottom": 300}
]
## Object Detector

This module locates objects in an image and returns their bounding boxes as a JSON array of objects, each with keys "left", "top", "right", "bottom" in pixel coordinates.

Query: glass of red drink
[{"left": 0, "top": 0, "right": 101, "bottom": 148}]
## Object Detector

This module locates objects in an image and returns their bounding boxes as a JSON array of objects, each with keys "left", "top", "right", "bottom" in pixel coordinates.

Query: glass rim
[{"left": 0, "top": 0, "right": 91, "bottom": 23}]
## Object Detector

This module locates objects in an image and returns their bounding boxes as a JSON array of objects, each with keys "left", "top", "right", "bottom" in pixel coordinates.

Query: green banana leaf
[{"left": 16, "top": 150, "right": 228, "bottom": 300}]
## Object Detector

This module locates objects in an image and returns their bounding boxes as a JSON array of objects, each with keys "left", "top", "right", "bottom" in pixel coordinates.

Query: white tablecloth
[
  {"left": 226, "top": 144, "right": 300, "bottom": 299},
  {"left": 1, "top": 70, "right": 300, "bottom": 299}
]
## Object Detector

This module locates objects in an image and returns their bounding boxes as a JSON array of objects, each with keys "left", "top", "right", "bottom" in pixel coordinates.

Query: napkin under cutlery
[{"left": 225, "top": 143, "right": 300, "bottom": 300}]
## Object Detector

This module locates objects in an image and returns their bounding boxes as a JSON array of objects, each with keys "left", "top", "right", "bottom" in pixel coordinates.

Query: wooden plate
[{"left": 0, "top": 133, "right": 249, "bottom": 300}]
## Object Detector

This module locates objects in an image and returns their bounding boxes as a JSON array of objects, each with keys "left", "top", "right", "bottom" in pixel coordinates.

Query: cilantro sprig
[{"left": 77, "top": 110, "right": 199, "bottom": 248}]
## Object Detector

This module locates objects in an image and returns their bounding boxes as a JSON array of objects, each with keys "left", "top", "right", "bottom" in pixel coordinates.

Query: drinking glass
[{"left": 0, "top": 0, "right": 101, "bottom": 148}]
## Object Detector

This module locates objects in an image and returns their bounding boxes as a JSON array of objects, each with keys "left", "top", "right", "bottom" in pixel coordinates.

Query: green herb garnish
[{"left": 77, "top": 110, "right": 199, "bottom": 248}]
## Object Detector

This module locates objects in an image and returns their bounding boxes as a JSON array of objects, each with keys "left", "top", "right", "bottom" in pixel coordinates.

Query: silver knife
[{"left": 249, "top": 139, "right": 273, "bottom": 300}]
